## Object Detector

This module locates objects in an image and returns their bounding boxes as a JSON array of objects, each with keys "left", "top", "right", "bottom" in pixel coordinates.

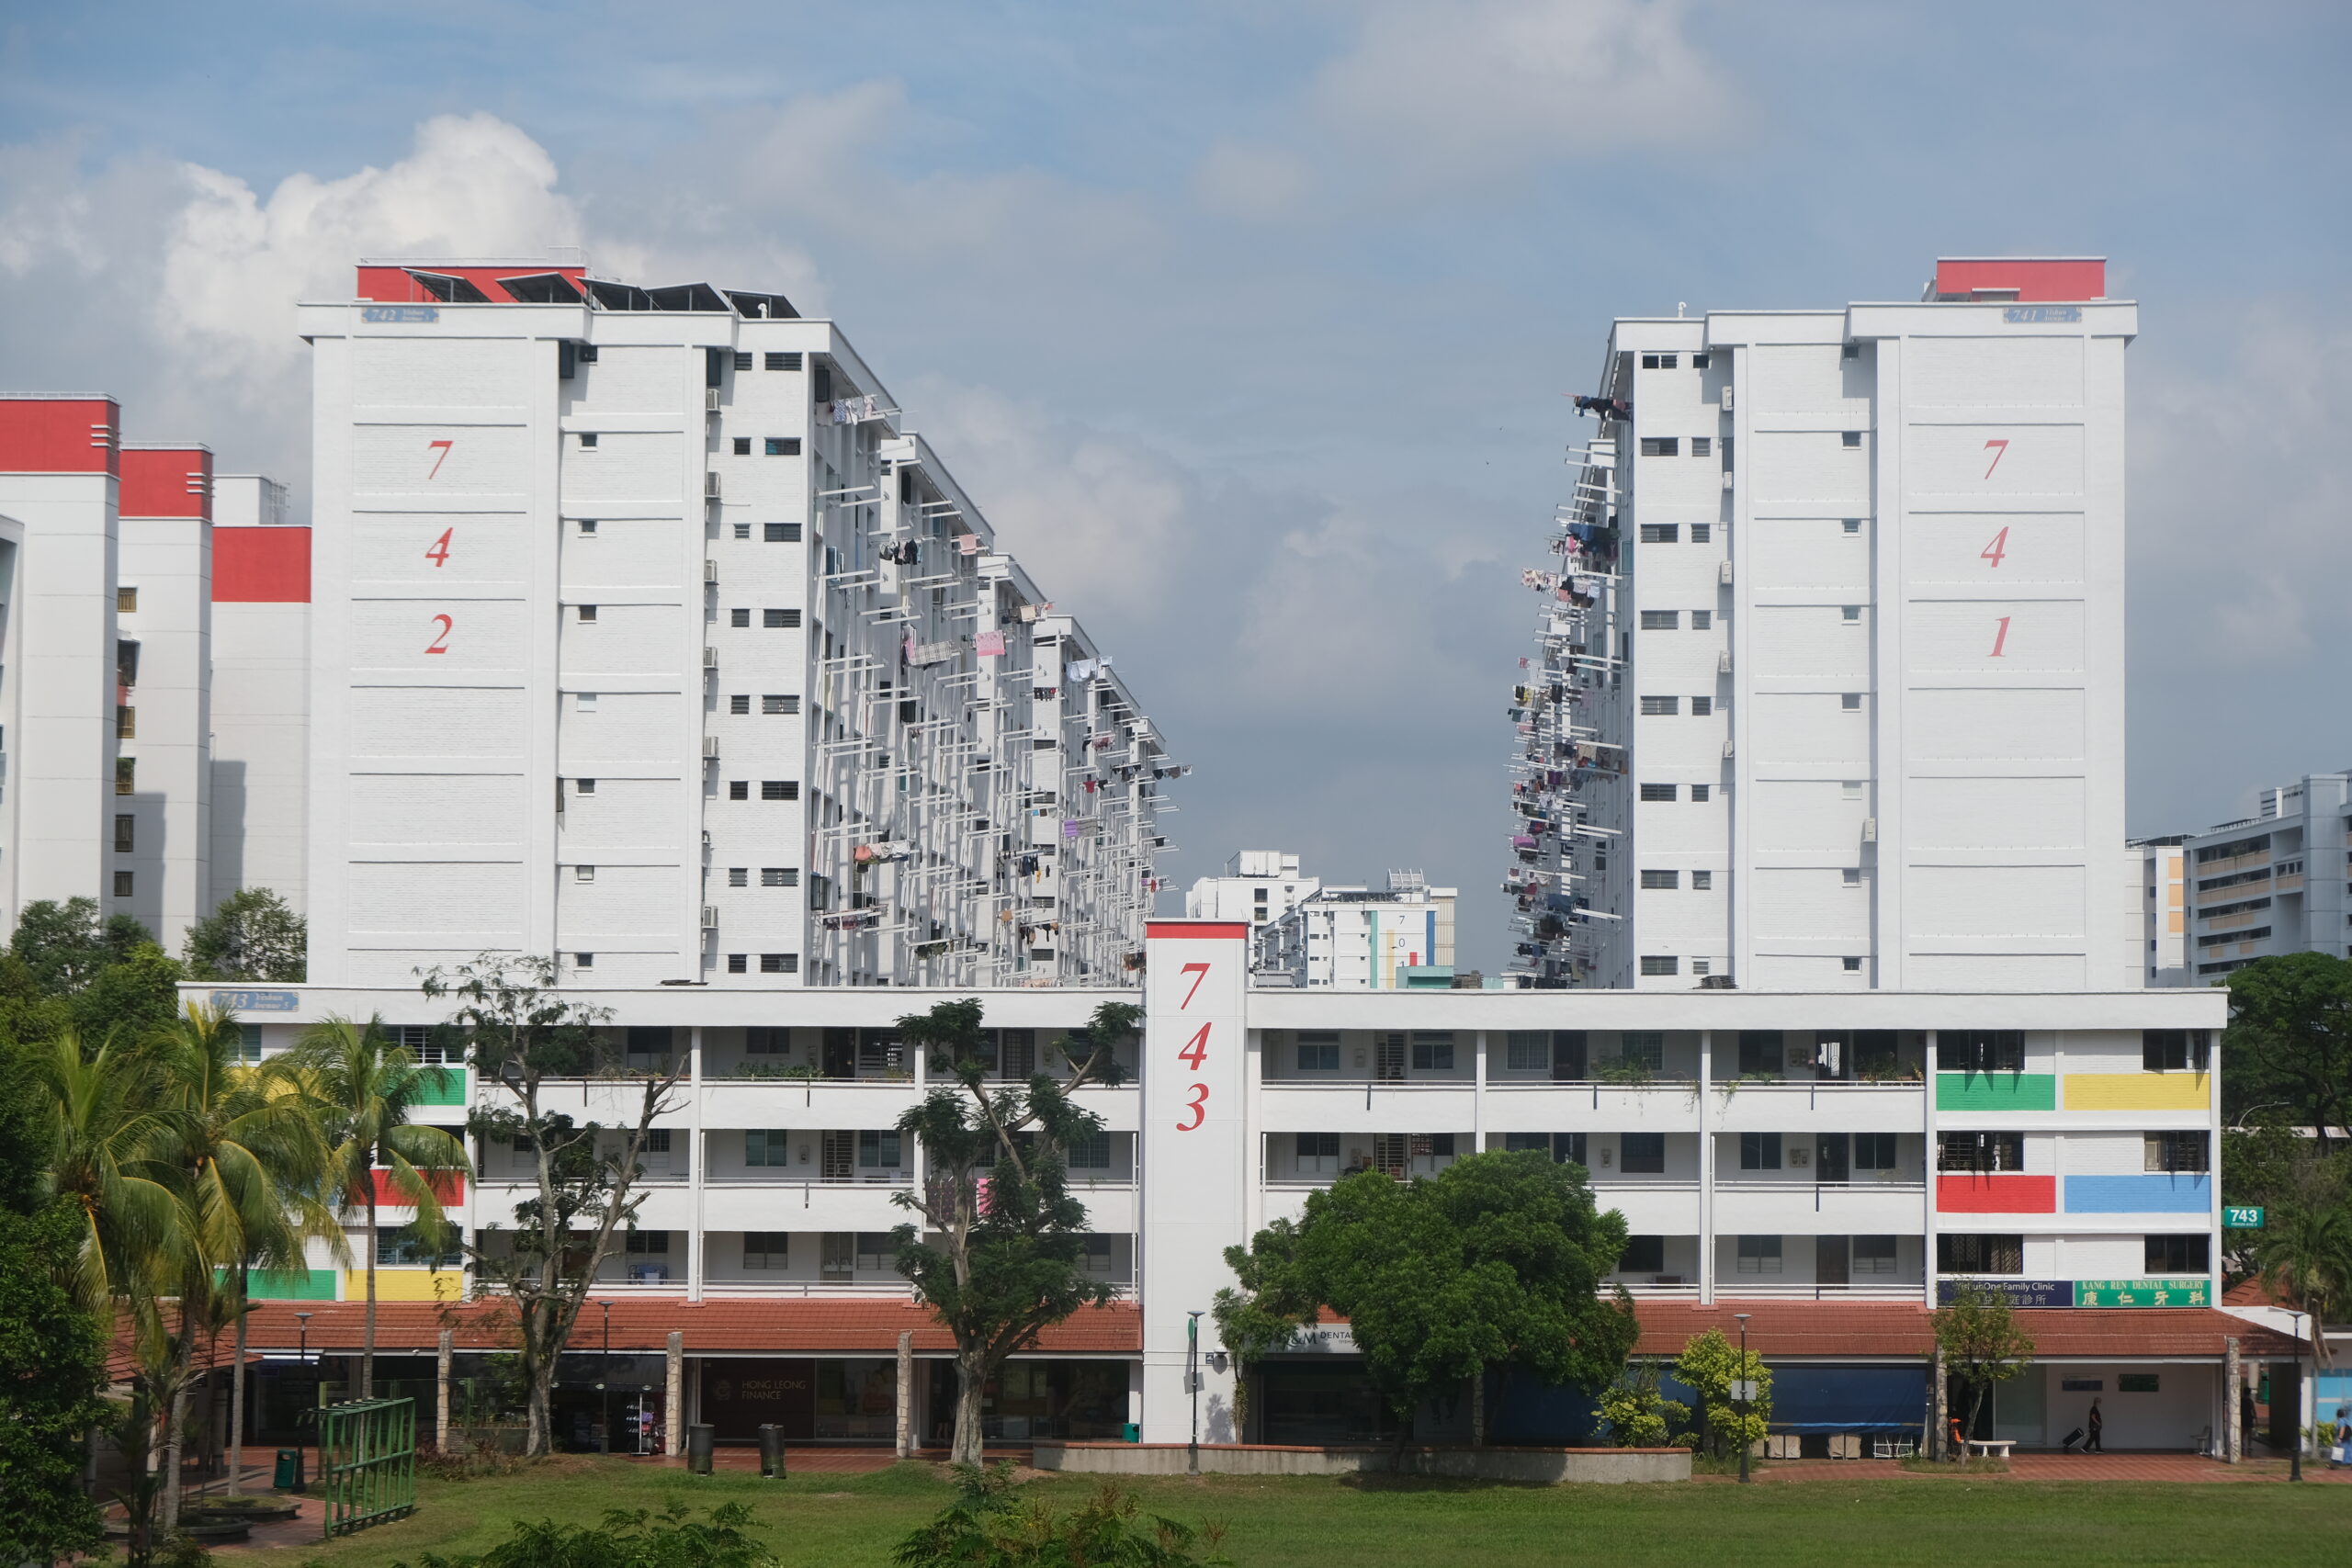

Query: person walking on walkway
[{"left": 2085, "top": 1397, "right": 2104, "bottom": 1453}]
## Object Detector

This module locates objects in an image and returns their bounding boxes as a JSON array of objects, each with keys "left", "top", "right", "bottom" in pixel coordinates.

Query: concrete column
[
  {"left": 435, "top": 1329, "right": 453, "bottom": 1449},
  {"left": 666, "top": 1332, "right": 684, "bottom": 1457},
  {"left": 896, "top": 1331, "right": 913, "bottom": 1458},
  {"left": 1696, "top": 1030, "right": 1714, "bottom": 1305},
  {"left": 2223, "top": 1336, "right": 2240, "bottom": 1461},
  {"left": 688, "top": 1027, "right": 706, "bottom": 1303},
  {"left": 1922, "top": 1030, "right": 1939, "bottom": 1308}
]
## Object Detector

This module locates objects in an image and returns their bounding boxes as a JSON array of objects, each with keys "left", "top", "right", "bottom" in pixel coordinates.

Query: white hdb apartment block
[
  {"left": 1510, "top": 258, "right": 2132, "bottom": 992},
  {"left": 300, "top": 262, "right": 1177, "bottom": 992},
  {"left": 2179, "top": 773, "right": 2352, "bottom": 982},
  {"left": 1252, "top": 871, "right": 1459, "bottom": 989}
]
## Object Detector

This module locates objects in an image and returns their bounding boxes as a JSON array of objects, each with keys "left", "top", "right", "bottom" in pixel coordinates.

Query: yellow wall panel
[
  {"left": 353, "top": 1269, "right": 467, "bottom": 1303},
  {"left": 2064, "top": 1073, "right": 2209, "bottom": 1111}
]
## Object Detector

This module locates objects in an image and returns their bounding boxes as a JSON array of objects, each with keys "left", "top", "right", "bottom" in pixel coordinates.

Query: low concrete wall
[{"left": 1030, "top": 1442, "right": 1690, "bottom": 1483}]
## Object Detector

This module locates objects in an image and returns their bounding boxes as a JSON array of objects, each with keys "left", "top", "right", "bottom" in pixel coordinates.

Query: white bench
[{"left": 1964, "top": 1438, "right": 2016, "bottom": 1460}]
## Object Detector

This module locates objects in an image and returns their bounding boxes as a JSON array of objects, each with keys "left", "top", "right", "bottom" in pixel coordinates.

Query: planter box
[{"left": 1030, "top": 1442, "right": 1690, "bottom": 1484}]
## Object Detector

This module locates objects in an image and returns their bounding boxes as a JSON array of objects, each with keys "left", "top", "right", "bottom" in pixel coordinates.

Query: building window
[
  {"left": 761, "top": 867, "right": 797, "bottom": 887},
  {"left": 1503, "top": 1032, "right": 1549, "bottom": 1072},
  {"left": 1937, "top": 1234, "right": 2024, "bottom": 1276},
  {"left": 760, "top": 780, "right": 797, "bottom": 801},
  {"left": 1296, "top": 1132, "right": 1340, "bottom": 1174},
  {"left": 116, "top": 757, "right": 135, "bottom": 795},
  {"left": 117, "top": 586, "right": 139, "bottom": 613},
  {"left": 1841, "top": 693, "right": 1863, "bottom": 711},
  {"left": 2144, "top": 1131, "right": 2209, "bottom": 1173},
  {"left": 1842, "top": 605, "right": 1862, "bottom": 623},
  {"left": 745, "top": 1026, "right": 789, "bottom": 1055},
  {"left": 577, "top": 692, "right": 599, "bottom": 712},
  {"left": 574, "top": 865, "right": 595, "bottom": 882},
  {"left": 1296, "top": 1032, "right": 1340, "bottom": 1072},
  {"left": 1638, "top": 955, "right": 1679, "bottom": 976},
  {"left": 623, "top": 1230, "right": 669, "bottom": 1258},
  {"left": 1739, "top": 1132, "right": 1781, "bottom": 1170},
  {"left": 727, "top": 953, "right": 748, "bottom": 973},
  {"left": 729, "top": 781, "right": 749, "bottom": 799},
  {"left": 1852, "top": 1235, "right": 1898, "bottom": 1275},
  {"left": 2142, "top": 1030, "right": 2210, "bottom": 1072},
  {"left": 112, "top": 871, "right": 133, "bottom": 897},
  {"left": 1640, "top": 354, "right": 1679, "bottom": 370},
  {"left": 1854, "top": 1134, "right": 1897, "bottom": 1170},
  {"left": 1639, "top": 611, "right": 1679, "bottom": 631},
  {"left": 1842, "top": 956, "right": 1863, "bottom": 973},
  {"left": 765, "top": 437, "right": 801, "bottom": 457},
  {"left": 1691, "top": 870, "right": 1713, "bottom": 890},
  {"left": 1069, "top": 1132, "right": 1113, "bottom": 1169},
  {"left": 730, "top": 607, "right": 751, "bottom": 627},
  {"left": 743, "top": 1231, "right": 789, "bottom": 1269},
  {"left": 764, "top": 522, "right": 801, "bottom": 541},
  {"left": 235, "top": 1024, "right": 264, "bottom": 1064},
  {"left": 1640, "top": 870, "right": 1679, "bottom": 890},
  {"left": 1691, "top": 436, "right": 1712, "bottom": 457},
  {"left": 1690, "top": 784, "right": 1711, "bottom": 802},
  {"left": 577, "top": 604, "right": 597, "bottom": 623},
  {"left": 1690, "top": 610, "right": 1712, "bottom": 630},
  {"left": 1842, "top": 518, "right": 1861, "bottom": 535},
  {"left": 1639, "top": 784, "right": 1678, "bottom": 802},
  {"left": 1639, "top": 525, "right": 1679, "bottom": 545},
  {"left": 1637, "top": 436, "right": 1680, "bottom": 457},
  {"left": 1736, "top": 1032, "right": 1781, "bottom": 1076},
  {"left": 732, "top": 350, "right": 753, "bottom": 371},
  {"left": 578, "top": 432, "right": 597, "bottom": 449},
  {"left": 1843, "top": 780, "right": 1864, "bottom": 799},
  {"left": 1841, "top": 431, "right": 1863, "bottom": 448},
  {"left": 854, "top": 1130, "right": 902, "bottom": 1172},
  {"left": 763, "top": 694, "right": 798, "bottom": 715},
  {"left": 1944, "top": 1031, "right": 2024, "bottom": 1074},
  {"left": 1690, "top": 524, "right": 1712, "bottom": 544},
  {"left": 732, "top": 436, "right": 752, "bottom": 456},
  {"left": 114, "top": 814, "right": 134, "bottom": 852},
  {"left": 1639, "top": 696, "right": 1679, "bottom": 716},
  {"left": 2145, "top": 1235, "right": 2210, "bottom": 1274},
  {"left": 1843, "top": 868, "right": 1864, "bottom": 886},
  {"left": 580, "top": 519, "right": 599, "bottom": 536},
  {"left": 1409, "top": 1032, "right": 1454, "bottom": 1072},
  {"left": 764, "top": 352, "right": 800, "bottom": 371},
  {"left": 729, "top": 694, "right": 751, "bottom": 715},
  {"left": 1690, "top": 696, "right": 1713, "bottom": 716},
  {"left": 745, "top": 1130, "right": 791, "bottom": 1168},
  {"left": 1735, "top": 1235, "right": 1784, "bottom": 1275},
  {"left": 574, "top": 952, "right": 594, "bottom": 968},
  {"left": 1938, "top": 1132, "right": 2025, "bottom": 1172},
  {"left": 763, "top": 608, "right": 801, "bottom": 628},
  {"left": 759, "top": 953, "right": 798, "bottom": 974},
  {"left": 1621, "top": 1133, "right": 1666, "bottom": 1174},
  {"left": 1620, "top": 1235, "right": 1667, "bottom": 1272}
]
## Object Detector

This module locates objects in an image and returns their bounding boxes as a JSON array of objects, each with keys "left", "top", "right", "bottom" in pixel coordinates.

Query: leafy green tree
[
  {"left": 2223, "top": 951, "right": 2352, "bottom": 1153},
  {"left": 1673, "top": 1328, "right": 1772, "bottom": 1460},
  {"left": 181, "top": 887, "right": 308, "bottom": 983},
  {"left": 1221, "top": 1149, "right": 1636, "bottom": 1448},
  {"left": 423, "top": 954, "right": 672, "bottom": 1456},
  {"left": 894, "top": 1465, "right": 1228, "bottom": 1568},
  {"left": 1211, "top": 1217, "right": 1315, "bottom": 1438},
  {"left": 1931, "top": 1284, "right": 2035, "bottom": 1451},
  {"left": 10, "top": 897, "right": 153, "bottom": 993},
  {"left": 7, "top": 898, "right": 183, "bottom": 1042},
  {"left": 2221, "top": 1120, "right": 2345, "bottom": 1284},
  {"left": 392, "top": 1501, "right": 775, "bottom": 1568},
  {"left": 2252, "top": 1162, "right": 2352, "bottom": 1371},
  {"left": 1594, "top": 1359, "right": 1690, "bottom": 1449},
  {"left": 890, "top": 997, "right": 1136, "bottom": 1468},
  {"left": 0, "top": 1196, "right": 107, "bottom": 1562},
  {"left": 281, "top": 1015, "right": 468, "bottom": 1398}
]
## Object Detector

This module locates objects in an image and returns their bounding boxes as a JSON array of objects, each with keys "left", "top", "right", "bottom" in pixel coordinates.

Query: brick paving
[{"left": 1693, "top": 1451, "right": 2352, "bottom": 1484}]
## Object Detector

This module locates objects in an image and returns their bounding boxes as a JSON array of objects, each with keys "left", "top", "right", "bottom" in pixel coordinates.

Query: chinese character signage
[{"left": 2072, "top": 1279, "right": 2210, "bottom": 1308}]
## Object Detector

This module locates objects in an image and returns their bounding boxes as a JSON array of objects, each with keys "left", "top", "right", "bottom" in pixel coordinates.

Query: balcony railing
[{"left": 1707, "top": 1280, "right": 1924, "bottom": 1301}]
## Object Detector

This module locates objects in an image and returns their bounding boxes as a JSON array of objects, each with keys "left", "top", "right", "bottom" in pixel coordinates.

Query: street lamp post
[
  {"left": 2288, "top": 1309, "right": 2305, "bottom": 1483},
  {"left": 1735, "top": 1314, "right": 1752, "bottom": 1485},
  {"left": 295, "top": 1312, "right": 312, "bottom": 1370},
  {"left": 599, "top": 1301, "right": 615, "bottom": 1456},
  {"left": 1187, "top": 1311, "right": 1204, "bottom": 1478}
]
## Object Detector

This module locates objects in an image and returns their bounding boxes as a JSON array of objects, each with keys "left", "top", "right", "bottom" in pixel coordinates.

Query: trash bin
[
  {"left": 686, "top": 1423, "right": 715, "bottom": 1476},
  {"left": 273, "top": 1448, "right": 306, "bottom": 1492},
  {"left": 758, "top": 1424, "right": 786, "bottom": 1479},
  {"left": 1121, "top": 1423, "right": 1141, "bottom": 1445}
]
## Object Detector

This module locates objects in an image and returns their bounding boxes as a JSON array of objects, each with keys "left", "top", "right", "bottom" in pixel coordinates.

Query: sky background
[{"left": 3, "top": 1, "right": 2347, "bottom": 969}]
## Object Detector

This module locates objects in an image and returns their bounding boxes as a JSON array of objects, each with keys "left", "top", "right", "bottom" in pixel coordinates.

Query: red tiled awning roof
[
  {"left": 235, "top": 1296, "right": 1140, "bottom": 1356},
  {"left": 1628, "top": 1301, "right": 2301, "bottom": 1359}
]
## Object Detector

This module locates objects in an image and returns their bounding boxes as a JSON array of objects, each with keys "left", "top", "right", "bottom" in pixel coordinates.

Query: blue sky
[{"left": 4, "top": 1, "right": 2347, "bottom": 967}]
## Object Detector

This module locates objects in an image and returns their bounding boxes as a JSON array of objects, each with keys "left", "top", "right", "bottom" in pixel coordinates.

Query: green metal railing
[{"left": 318, "top": 1396, "right": 417, "bottom": 1538}]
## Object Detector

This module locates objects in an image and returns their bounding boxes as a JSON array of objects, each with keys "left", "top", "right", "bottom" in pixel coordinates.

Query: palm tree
[
  {"left": 36, "top": 1029, "right": 190, "bottom": 1315},
  {"left": 146, "top": 1003, "right": 339, "bottom": 1511},
  {"left": 282, "top": 1016, "right": 470, "bottom": 1397},
  {"left": 2255, "top": 1177, "right": 2352, "bottom": 1371}
]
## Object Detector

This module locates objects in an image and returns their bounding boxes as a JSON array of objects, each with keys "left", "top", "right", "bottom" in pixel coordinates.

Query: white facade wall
[
  {"left": 1187, "top": 850, "right": 1317, "bottom": 927},
  {"left": 209, "top": 476, "right": 310, "bottom": 914},
  {"left": 117, "top": 444, "right": 212, "bottom": 952}
]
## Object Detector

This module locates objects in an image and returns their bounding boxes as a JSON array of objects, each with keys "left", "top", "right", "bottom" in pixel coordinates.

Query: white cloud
[
  {"left": 1312, "top": 0, "right": 1730, "bottom": 179},
  {"left": 1192, "top": 141, "right": 1313, "bottom": 219}
]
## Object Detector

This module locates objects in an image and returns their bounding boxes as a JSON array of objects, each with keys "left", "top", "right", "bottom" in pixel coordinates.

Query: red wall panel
[
  {"left": 1936, "top": 1173, "right": 2056, "bottom": 1213},
  {"left": 212, "top": 527, "right": 311, "bottom": 603},
  {"left": 363, "top": 1169, "right": 465, "bottom": 1206},
  {"left": 1934, "top": 258, "right": 2106, "bottom": 302},
  {"left": 119, "top": 446, "right": 212, "bottom": 520},
  {"left": 0, "top": 397, "right": 119, "bottom": 475}
]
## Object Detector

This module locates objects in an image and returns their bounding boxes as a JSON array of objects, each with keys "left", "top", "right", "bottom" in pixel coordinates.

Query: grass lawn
[{"left": 235, "top": 1459, "right": 2352, "bottom": 1567}]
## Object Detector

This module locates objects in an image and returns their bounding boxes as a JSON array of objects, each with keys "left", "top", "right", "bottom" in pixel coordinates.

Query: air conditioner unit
[
  {"left": 700, "top": 905, "right": 719, "bottom": 930},
  {"left": 1861, "top": 817, "right": 1879, "bottom": 843},
  {"left": 704, "top": 559, "right": 718, "bottom": 584},
  {"left": 703, "top": 647, "right": 718, "bottom": 668},
  {"left": 705, "top": 387, "right": 721, "bottom": 412},
  {"left": 1721, "top": 471, "right": 1736, "bottom": 491},
  {"left": 1722, "top": 740, "right": 1736, "bottom": 760},
  {"left": 1720, "top": 387, "right": 1734, "bottom": 412},
  {"left": 1718, "top": 559, "right": 1734, "bottom": 584},
  {"left": 1717, "top": 650, "right": 1732, "bottom": 674},
  {"left": 702, "top": 736, "right": 720, "bottom": 760},
  {"left": 705, "top": 471, "right": 722, "bottom": 498}
]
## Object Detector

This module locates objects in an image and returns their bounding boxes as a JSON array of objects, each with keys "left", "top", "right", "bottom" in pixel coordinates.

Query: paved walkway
[{"left": 1695, "top": 1452, "right": 2352, "bottom": 1484}]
